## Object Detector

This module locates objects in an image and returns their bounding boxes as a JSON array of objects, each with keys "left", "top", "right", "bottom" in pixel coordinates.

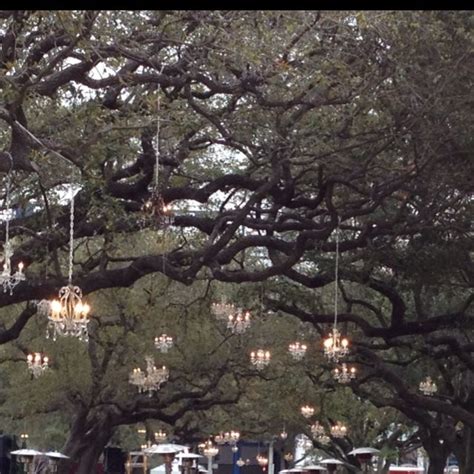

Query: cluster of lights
[
  {"left": 129, "top": 356, "right": 169, "bottom": 396},
  {"left": 141, "top": 191, "right": 174, "bottom": 228},
  {"left": 44, "top": 286, "right": 91, "bottom": 342},
  {"left": 288, "top": 341, "right": 307, "bottom": 361},
  {"left": 154, "top": 430, "right": 167, "bottom": 442},
  {"left": 333, "top": 363, "right": 356, "bottom": 383},
  {"left": 330, "top": 421, "right": 348, "bottom": 438},
  {"left": 323, "top": 327, "right": 349, "bottom": 363},
  {"left": 214, "top": 431, "right": 240, "bottom": 445},
  {"left": 26, "top": 352, "right": 49, "bottom": 378},
  {"left": 236, "top": 458, "right": 247, "bottom": 467},
  {"left": 250, "top": 349, "right": 271, "bottom": 370},
  {"left": 419, "top": 376, "right": 438, "bottom": 396},
  {"left": 227, "top": 309, "right": 251, "bottom": 334},
  {"left": 211, "top": 297, "right": 236, "bottom": 321},
  {"left": 0, "top": 243, "right": 25, "bottom": 295},
  {"left": 154, "top": 333, "right": 174, "bottom": 353},
  {"left": 301, "top": 405, "right": 315, "bottom": 418},
  {"left": 310, "top": 422, "right": 330, "bottom": 444},
  {"left": 256, "top": 454, "right": 268, "bottom": 467},
  {"left": 202, "top": 440, "right": 219, "bottom": 458}
]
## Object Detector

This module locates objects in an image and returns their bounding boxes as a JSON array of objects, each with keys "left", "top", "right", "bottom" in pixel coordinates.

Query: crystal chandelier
[
  {"left": 323, "top": 221, "right": 350, "bottom": 363},
  {"left": 227, "top": 309, "right": 251, "bottom": 334},
  {"left": 129, "top": 356, "right": 169, "bottom": 396},
  {"left": 330, "top": 421, "right": 348, "bottom": 438},
  {"left": 215, "top": 431, "right": 240, "bottom": 445},
  {"left": 250, "top": 349, "right": 271, "bottom": 370},
  {"left": 141, "top": 95, "right": 173, "bottom": 228},
  {"left": 154, "top": 430, "right": 167, "bottom": 442},
  {"left": 0, "top": 159, "right": 26, "bottom": 295},
  {"left": 154, "top": 333, "right": 174, "bottom": 353},
  {"left": 333, "top": 363, "right": 356, "bottom": 383},
  {"left": 202, "top": 440, "right": 219, "bottom": 458},
  {"left": 301, "top": 405, "right": 315, "bottom": 418},
  {"left": 26, "top": 352, "right": 49, "bottom": 378},
  {"left": 43, "top": 187, "right": 90, "bottom": 342},
  {"left": 256, "top": 454, "right": 268, "bottom": 467},
  {"left": 288, "top": 341, "right": 307, "bottom": 361},
  {"left": 310, "top": 422, "right": 325, "bottom": 439},
  {"left": 419, "top": 376, "right": 438, "bottom": 396},
  {"left": 211, "top": 296, "right": 236, "bottom": 321}
]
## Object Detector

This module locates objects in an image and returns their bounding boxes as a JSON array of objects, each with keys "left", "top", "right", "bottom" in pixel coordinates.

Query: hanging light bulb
[
  {"left": 41, "top": 187, "right": 90, "bottom": 342},
  {"left": 323, "top": 220, "right": 350, "bottom": 363},
  {"left": 333, "top": 363, "right": 356, "bottom": 383},
  {"left": 419, "top": 376, "right": 438, "bottom": 396},
  {"left": 231, "top": 445, "right": 239, "bottom": 453},
  {"left": 330, "top": 421, "right": 348, "bottom": 438},
  {"left": 300, "top": 405, "right": 315, "bottom": 418},
  {"left": 0, "top": 158, "right": 26, "bottom": 295},
  {"left": 129, "top": 356, "right": 169, "bottom": 396},
  {"left": 250, "top": 349, "right": 271, "bottom": 370},
  {"left": 280, "top": 427, "right": 288, "bottom": 440},
  {"left": 154, "top": 333, "right": 174, "bottom": 353},
  {"left": 26, "top": 352, "right": 49, "bottom": 378},
  {"left": 227, "top": 309, "right": 251, "bottom": 334},
  {"left": 288, "top": 341, "right": 307, "bottom": 361},
  {"left": 202, "top": 440, "right": 219, "bottom": 458}
]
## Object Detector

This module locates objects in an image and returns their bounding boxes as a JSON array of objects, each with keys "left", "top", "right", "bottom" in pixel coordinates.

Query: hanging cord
[
  {"left": 154, "top": 93, "right": 161, "bottom": 193},
  {"left": 68, "top": 184, "right": 75, "bottom": 285},
  {"left": 333, "top": 218, "right": 340, "bottom": 329},
  {"left": 3, "top": 154, "right": 14, "bottom": 253}
]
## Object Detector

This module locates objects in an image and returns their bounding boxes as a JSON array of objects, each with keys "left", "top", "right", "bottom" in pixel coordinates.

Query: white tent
[{"left": 150, "top": 459, "right": 181, "bottom": 474}]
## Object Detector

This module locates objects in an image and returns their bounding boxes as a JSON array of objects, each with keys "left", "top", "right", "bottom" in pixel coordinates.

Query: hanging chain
[
  {"left": 333, "top": 218, "right": 340, "bottom": 329},
  {"left": 3, "top": 153, "right": 14, "bottom": 253},
  {"left": 154, "top": 94, "right": 161, "bottom": 193},
  {"left": 68, "top": 185, "right": 75, "bottom": 285}
]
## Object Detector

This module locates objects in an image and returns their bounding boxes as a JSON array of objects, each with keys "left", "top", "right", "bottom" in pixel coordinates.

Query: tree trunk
[
  {"left": 425, "top": 448, "right": 448, "bottom": 474},
  {"left": 453, "top": 426, "right": 474, "bottom": 474}
]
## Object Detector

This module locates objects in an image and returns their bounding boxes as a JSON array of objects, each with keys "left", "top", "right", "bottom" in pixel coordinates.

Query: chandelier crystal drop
[
  {"left": 323, "top": 221, "right": 350, "bottom": 362},
  {"left": 141, "top": 95, "right": 173, "bottom": 229},
  {"left": 154, "top": 333, "right": 174, "bottom": 353},
  {"left": 129, "top": 356, "right": 169, "bottom": 396},
  {"left": 333, "top": 363, "right": 356, "bottom": 383},
  {"left": 211, "top": 297, "right": 236, "bottom": 321},
  {"left": 43, "top": 188, "right": 90, "bottom": 342},
  {"left": 250, "top": 349, "right": 271, "bottom": 370},
  {"left": 419, "top": 376, "right": 438, "bottom": 396},
  {"left": 154, "top": 430, "right": 167, "bottom": 442},
  {"left": 330, "top": 421, "right": 348, "bottom": 438},
  {"left": 26, "top": 352, "right": 49, "bottom": 378},
  {"left": 0, "top": 162, "right": 26, "bottom": 295},
  {"left": 227, "top": 309, "right": 251, "bottom": 334},
  {"left": 301, "top": 405, "right": 315, "bottom": 418},
  {"left": 288, "top": 341, "right": 307, "bottom": 361}
]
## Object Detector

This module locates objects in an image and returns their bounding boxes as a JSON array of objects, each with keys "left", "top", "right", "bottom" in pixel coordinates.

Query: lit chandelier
[
  {"left": 154, "top": 430, "right": 167, "bottom": 442},
  {"left": 323, "top": 221, "right": 350, "bottom": 363},
  {"left": 141, "top": 94, "right": 173, "bottom": 228},
  {"left": 419, "top": 376, "right": 438, "bottom": 396},
  {"left": 211, "top": 296, "right": 236, "bottom": 321},
  {"left": 215, "top": 431, "right": 240, "bottom": 445},
  {"left": 333, "top": 363, "right": 356, "bottom": 383},
  {"left": 250, "top": 349, "right": 271, "bottom": 370},
  {"left": 129, "top": 356, "right": 169, "bottom": 396},
  {"left": 256, "top": 454, "right": 268, "bottom": 467},
  {"left": 301, "top": 405, "right": 315, "bottom": 418},
  {"left": 330, "top": 421, "right": 348, "bottom": 438},
  {"left": 42, "top": 186, "right": 90, "bottom": 342},
  {"left": 310, "top": 421, "right": 325, "bottom": 439},
  {"left": 227, "top": 309, "right": 251, "bottom": 334},
  {"left": 288, "top": 341, "right": 307, "bottom": 361},
  {"left": 26, "top": 352, "right": 49, "bottom": 378},
  {"left": 202, "top": 440, "right": 219, "bottom": 458},
  {"left": 0, "top": 158, "right": 25, "bottom": 295},
  {"left": 236, "top": 458, "right": 246, "bottom": 467},
  {"left": 154, "top": 333, "right": 174, "bottom": 353}
]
